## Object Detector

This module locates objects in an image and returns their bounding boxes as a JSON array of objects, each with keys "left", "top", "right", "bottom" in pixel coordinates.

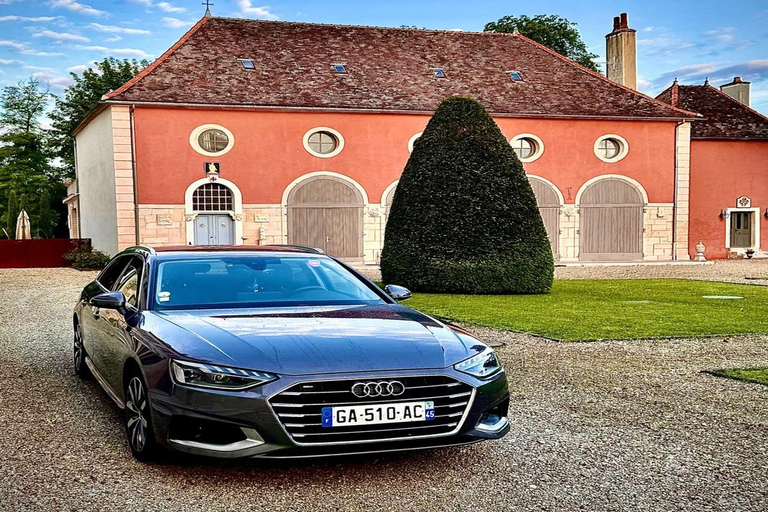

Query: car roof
[{"left": 123, "top": 245, "right": 328, "bottom": 259}]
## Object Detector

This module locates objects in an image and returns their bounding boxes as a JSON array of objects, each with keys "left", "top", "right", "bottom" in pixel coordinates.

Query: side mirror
[
  {"left": 384, "top": 284, "right": 412, "bottom": 302},
  {"left": 90, "top": 292, "right": 127, "bottom": 313}
]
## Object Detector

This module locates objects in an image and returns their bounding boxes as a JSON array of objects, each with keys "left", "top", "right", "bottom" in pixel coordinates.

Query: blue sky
[{"left": 1, "top": 0, "right": 767, "bottom": 115}]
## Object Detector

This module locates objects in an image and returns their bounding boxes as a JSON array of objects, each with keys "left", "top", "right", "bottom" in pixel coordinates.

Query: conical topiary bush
[{"left": 380, "top": 96, "right": 554, "bottom": 294}]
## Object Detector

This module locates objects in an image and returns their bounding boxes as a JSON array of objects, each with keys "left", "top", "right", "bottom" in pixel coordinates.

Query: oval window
[
  {"left": 198, "top": 129, "right": 230, "bottom": 153},
  {"left": 594, "top": 135, "right": 629, "bottom": 163},
  {"left": 307, "top": 131, "right": 338, "bottom": 155},
  {"left": 509, "top": 133, "right": 544, "bottom": 163}
]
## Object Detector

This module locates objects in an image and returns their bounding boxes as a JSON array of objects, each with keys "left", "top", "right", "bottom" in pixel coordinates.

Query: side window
[
  {"left": 115, "top": 257, "right": 144, "bottom": 308},
  {"left": 97, "top": 256, "right": 131, "bottom": 291}
]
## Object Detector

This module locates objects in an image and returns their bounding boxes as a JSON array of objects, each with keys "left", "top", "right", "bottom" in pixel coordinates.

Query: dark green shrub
[
  {"left": 65, "top": 244, "right": 111, "bottom": 270},
  {"left": 381, "top": 97, "right": 554, "bottom": 294}
]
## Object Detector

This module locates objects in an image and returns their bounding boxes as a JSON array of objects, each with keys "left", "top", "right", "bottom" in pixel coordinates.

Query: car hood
[{"left": 146, "top": 304, "right": 484, "bottom": 375}]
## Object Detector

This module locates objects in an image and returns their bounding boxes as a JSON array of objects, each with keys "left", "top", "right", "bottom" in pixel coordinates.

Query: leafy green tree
[
  {"left": 49, "top": 58, "right": 148, "bottom": 178},
  {"left": 484, "top": 15, "right": 600, "bottom": 72},
  {"left": 0, "top": 78, "right": 59, "bottom": 238},
  {"left": 0, "top": 77, "right": 49, "bottom": 133},
  {"left": 5, "top": 189, "right": 18, "bottom": 237},
  {"left": 381, "top": 97, "right": 554, "bottom": 294}
]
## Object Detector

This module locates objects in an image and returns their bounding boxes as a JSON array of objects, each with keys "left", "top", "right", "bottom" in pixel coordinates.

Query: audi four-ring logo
[{"left": 351, "top": 380, "right": 406, "bottom": 398}]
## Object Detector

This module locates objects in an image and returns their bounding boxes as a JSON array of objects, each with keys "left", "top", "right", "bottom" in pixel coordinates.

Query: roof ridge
[
  {"left": 513, "top": 33, "right": 700, "bottom": 119},
  {"left": 208, "top": 16, "right": 518, "bottom": 37},
  {"left": 705, "top": 83, "right": 768, "bottom": 124},
  {"left": 103, "top": 16, "right": 211, "bottom": 100}
]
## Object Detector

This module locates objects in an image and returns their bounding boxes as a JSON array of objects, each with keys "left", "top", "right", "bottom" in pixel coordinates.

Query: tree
[
  {"left": 484, "top": 15, "right": 599, "bottom": 72},
  {"left": 0, "top": 78, "right": 49, "bottom": 133},
  {"left": 380, "top": 97, "right": 554, "bottom": 294},
  {"left": 49, "top": 58, "right": 148, "bottom": 178},
  {"left": 0, "top": 78, "right": 59, "bottom": 238}
]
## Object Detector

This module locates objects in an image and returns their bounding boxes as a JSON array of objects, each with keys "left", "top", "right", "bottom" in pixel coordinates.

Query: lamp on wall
[
  {"left": 764, "top": 207, "right": 768, "bottom": 218},
  {"left": 719, "top": 208, "right": 730, "bottom": 219}
]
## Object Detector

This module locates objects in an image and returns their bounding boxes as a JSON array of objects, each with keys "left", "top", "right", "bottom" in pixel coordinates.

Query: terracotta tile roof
[
  {"left": 656, "top": 83, "right": 768, "bottom": 140},
  {"left": 105, "top": 17, "right": 694, "bottom": 120}
]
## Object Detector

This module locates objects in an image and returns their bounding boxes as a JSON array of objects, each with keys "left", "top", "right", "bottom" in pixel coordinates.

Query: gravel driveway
[{"left": 1, "top": 268, "right": 767, "bottom": 511}]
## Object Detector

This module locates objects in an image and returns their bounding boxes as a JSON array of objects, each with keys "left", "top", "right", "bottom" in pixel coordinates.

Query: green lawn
[
  {"left": 705, "top": 368, "right": 768, "bottom": 386},
  {"left": 406, "top": 279, "right": 768, "bottom": 341}
]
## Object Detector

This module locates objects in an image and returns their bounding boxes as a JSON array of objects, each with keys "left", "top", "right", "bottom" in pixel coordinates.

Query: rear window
[{"left": 152, "top": 255, "right": 384, "bottom": 310}]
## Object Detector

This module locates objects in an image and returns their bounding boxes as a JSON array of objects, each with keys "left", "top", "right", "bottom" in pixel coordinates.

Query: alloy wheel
[
  {"left": 73, "top": 324, "right": 89, "bottom": 378},
  {"left": 125, "top": 377, "right": 149, "bottom": 453}
]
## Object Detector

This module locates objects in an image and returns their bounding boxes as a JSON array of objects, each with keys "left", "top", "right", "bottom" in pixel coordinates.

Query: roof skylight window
[
  {"left": 432, "top": 68, "right": 446, "bottom": 78},
  {"left": 239, "top": 59, "right": 255, "bottom": 69},
  {"left": 507, "top": 70, "right": 523, "bottom": 82},
  {"left": 332, "top": 64, "right": 347, "bottom": 74}
]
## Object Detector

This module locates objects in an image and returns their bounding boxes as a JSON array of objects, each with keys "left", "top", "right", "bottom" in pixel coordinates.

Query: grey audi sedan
[{"left": 73, "top": 245, "right": 510, "bottom": 460}]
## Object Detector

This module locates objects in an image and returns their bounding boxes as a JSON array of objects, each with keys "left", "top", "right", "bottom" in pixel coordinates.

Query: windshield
[{"left": 152, "top": 254, "right": 385, "bottom": 310}]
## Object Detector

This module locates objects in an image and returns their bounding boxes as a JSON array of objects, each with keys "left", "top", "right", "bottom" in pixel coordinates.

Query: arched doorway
[
  {"left": 184, "top": 178, "right": 243, "bottom": 246},
  {"left": 190, "top": 183, "right": 235, "bottom": 245},
  {"left": 528, "top": 176, "right": 561, "bottom": 260},
  {"left": 287, "top": 176, "right": 364, "bottom": 259},
  {"left": 578, "top": 177, "right": 644, "bottom": 261}
]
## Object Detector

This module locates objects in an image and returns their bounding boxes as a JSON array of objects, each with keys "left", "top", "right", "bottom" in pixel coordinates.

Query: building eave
[{"left": 102, "top": 99, "right": 699, "bottom": 122}]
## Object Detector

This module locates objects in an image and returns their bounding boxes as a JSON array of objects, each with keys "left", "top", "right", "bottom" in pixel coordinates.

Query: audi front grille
[{"left": 269, "top": 375, "right": 474, "bottom": 445}]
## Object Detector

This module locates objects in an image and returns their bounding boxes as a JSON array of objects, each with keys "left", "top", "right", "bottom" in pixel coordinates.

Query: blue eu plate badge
[{"left": 321, "top": 407, "right": 333, "bottom": 427}]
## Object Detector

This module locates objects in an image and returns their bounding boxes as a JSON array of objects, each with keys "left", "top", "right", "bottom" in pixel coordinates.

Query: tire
[
  {"left": 124, "top": 373, "right": 159, "bottom": 461},
  {"left": 73, "top": 322, "right": 91, "bottom": 379}
]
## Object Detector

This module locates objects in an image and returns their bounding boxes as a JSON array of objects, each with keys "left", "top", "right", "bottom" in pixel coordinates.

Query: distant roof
[
  {"left": 104, "top": 17, "right": 694, "bottom": 120},
  {"left": 656, "top": 83, "right": 768, "bottom": 140}
]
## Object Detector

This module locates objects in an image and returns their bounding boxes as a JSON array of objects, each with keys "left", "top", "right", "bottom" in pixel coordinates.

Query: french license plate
[{"left": 321, "top": 401, "right": 435, "bottom": 428}]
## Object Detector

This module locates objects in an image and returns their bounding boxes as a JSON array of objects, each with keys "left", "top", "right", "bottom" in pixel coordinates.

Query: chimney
[
  {"left": 605, "top": 12, "right": 637, "bottom": 89},
  {"left": 720, "top": 76, "right": 751, "bottom": 106}
]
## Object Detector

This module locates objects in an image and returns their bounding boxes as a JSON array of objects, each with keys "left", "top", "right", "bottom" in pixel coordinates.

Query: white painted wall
[{"left": 75, "top": 109, "right": 118, "bottom": 255}]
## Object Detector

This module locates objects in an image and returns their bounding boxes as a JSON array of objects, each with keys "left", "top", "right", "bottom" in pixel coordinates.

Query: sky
[{"left": 1, "top": 0, "right": 767, "bottom": 115}]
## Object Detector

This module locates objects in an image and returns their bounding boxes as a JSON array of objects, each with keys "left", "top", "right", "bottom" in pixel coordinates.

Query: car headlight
[
  {"left": 454, "top": 348, "right": 502, "bottom": 378},
  {"left": 170, "top": 359, "right": 277, "bottom": 390}
]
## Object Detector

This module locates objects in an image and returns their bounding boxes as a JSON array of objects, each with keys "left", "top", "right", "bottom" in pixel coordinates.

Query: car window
[
  {"left": 153, "top": 255, "right": 384, "bottom": 310},
  {"left": 97, "top": 255, "right": 131, "bottom": 291},
  {"left": 115, "top": 257, "right": 143, "bottom": 308}
]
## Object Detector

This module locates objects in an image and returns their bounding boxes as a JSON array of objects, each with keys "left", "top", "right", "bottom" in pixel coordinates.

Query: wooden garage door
[
  {"left": 287, "top": 177, "right": 363, "bottom": 259},
  {"left": 528, "top": 177, "right": 560, "bottom": 260},
  {"left": 579, "top": 179, "right": 643, "bottom": 261}
]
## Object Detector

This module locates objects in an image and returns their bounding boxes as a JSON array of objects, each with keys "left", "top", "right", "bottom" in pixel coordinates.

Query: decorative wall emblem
[
  {"left": 367, "top": 207, "right": 381, "bottom": 217},
  {"left": 563, "top": 206, "right": 575, "bottom": 218},
  {"left": 737, "top": 195, "right": 751, "bottom": 208},
  {"left": 204, "top": 161, "right": 221, "bottom": 177},
  {"left": 184, "top": 214, "right": 197, "bottom": 222},
  {"left": 156, "top": 214, "right": 172, "bottom": 226}
]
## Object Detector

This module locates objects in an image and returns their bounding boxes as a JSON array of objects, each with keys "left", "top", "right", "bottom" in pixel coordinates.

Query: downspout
[
  {"left": 671, "top": 119, "right": 685, "bottom": 261},
  {"left": 129, "top": 105, "right": 140, "bottom": 245}
]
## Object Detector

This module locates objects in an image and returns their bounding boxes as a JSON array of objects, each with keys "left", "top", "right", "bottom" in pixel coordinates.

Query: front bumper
[{"left": 148, "top": 368, "right": 509, "bottom": 459}]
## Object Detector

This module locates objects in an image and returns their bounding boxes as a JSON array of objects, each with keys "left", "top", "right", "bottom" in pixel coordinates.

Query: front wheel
[
  {"left": 124, "top": 374, "right": 159, "bottom": 461},
  {"left": 73, "top": 323, "right": 90, "bottom": 379}
]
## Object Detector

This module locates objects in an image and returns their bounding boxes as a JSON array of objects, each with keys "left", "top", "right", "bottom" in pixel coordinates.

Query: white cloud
[
  {"left": 75, "top": 44, "right": 152, "bottom": 58},
  {"left": 0, "top": 16, "right": 60, "bottom": 22},
  {"left": 105, "top": 35, "right": 122, "bottom": 42},
  {"left": 88, "top": 23, "right": 151, "bottom": 35},
  {"left": 67, "top": 64, "right": 90, "bottom": 73},
  {"left": 237, "top": 0, "right": 278, "bottom": 20},
  {"left": 126, "top": 0, "right": 186, "bottom": 13},
  {"left": 49, "top": 0, "right": 107, "bottom": 17},
  {"left": 156, "top": 2, "right": 186, "bottom": 13},
  {"left": 32, "top": 29, "right": 90, "bottom": 43},
  {"left": 111, "top": 48, "right": 151, "bottom": 58},
  {"left": 0, "top": 40, "right": 26, "bottom": 51},
  {"left": 0, "top": 58, "right": 24, "bottom": 65},
  {"left": 162, "top": 17, "right": 194, "bottom": 29},
  {"left": 0, "top": 39, "right": 64, "bottom": 56},
  {"left": 32, "top": 69, "right": 75, "bottom": 90}
]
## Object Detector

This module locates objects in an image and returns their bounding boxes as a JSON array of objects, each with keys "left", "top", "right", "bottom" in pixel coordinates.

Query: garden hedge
[{"left": 380, "top": 97, "right": 554, "bottom": 294}]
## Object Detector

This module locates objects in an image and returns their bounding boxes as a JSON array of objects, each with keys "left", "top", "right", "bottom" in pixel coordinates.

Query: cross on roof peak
[{"left": 202, "top": 0, "right": 213, "bottom": 17}]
